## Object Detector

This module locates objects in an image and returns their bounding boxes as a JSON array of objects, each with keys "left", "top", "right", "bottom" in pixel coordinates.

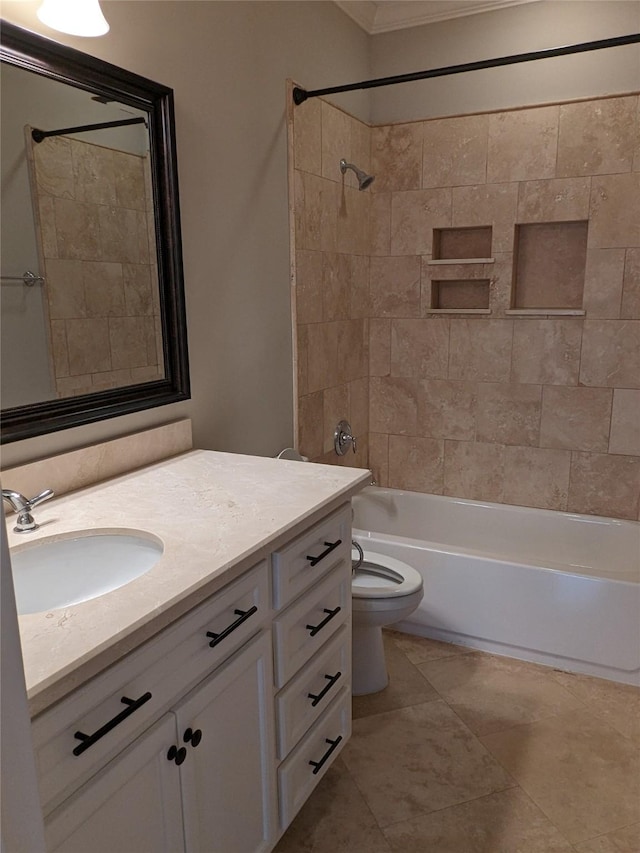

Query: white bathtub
[{"left": 352, "top": 487, "right": 640, "bottom": 686}]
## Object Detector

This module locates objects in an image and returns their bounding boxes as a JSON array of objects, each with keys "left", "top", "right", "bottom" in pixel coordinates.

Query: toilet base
[{"left": 352, "top": 624, "right": 388, "bottom": 695}]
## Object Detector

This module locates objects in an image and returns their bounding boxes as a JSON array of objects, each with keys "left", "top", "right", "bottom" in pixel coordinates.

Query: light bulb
[{"left": 37, "top": 0, "right": 109, "bottom": 37}]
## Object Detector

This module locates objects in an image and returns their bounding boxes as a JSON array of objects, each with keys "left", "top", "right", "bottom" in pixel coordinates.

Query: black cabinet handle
[
  {"left": 308, "top": 672, "right": 342, "bottom": 707},
  {"left": 184, "top": 727, "right": 202, "bottom": 748},
  {"left": 309, "top": 736, "right": 343, "bottom": 775},
  {"left": 206, "top": 605, "right": 258, "bottom": 648},
  {"left": 167, "top": 745, "right": 187, "bottom": 765},
  {"left": 306, "top": 539, "right": 342, "bottom": 567},
  {"left": 306, "top": 606, "right": 341, "bottom": 637},
  {"left": 73, "top": 692, "right": 152, "bottom": 756}
]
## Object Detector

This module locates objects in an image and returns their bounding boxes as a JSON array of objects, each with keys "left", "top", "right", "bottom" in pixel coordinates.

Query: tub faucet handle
[{"left": 334, "top": 419, "right": 357, "bottom": 456}]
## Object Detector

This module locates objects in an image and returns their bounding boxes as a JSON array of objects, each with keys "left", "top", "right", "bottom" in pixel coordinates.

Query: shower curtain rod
[
  {"left": 31, "top": 116, "right": 146, "bottom": 143},
  {"left": 292, "top": 33, "right": 640, "bottom": 105}
]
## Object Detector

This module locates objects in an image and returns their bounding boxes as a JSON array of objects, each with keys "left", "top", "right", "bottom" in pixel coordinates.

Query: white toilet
[{"left": 351, "top": 547, "right": 424, "bottom": 695}]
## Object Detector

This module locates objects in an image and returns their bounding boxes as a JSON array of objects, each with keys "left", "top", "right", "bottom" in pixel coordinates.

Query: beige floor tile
[
  {"left": 574, "top": 822, "right": 640, "bottom": 852},
  {"left": 417, "top": 651, "right": 585, "bottom": 735},
  {"left": 352, "top": 633, "right": 439, "bottom": 720},
  {"left": 382, "top": 787, "right": 574, "bottom": 852},
  {"left": 481, "top": 709, "right": 640, "bottom": 843},
  {"left": 551, "top": 670, "right": 640, "bottom": 746},
  {"left": 342, "top": 700, "right": 514, "bottom": 827},
  {"left": 385, "top": 629, "right": 473, "bottom": 664},
  {"left": 273, "top": 759, "right": 391, "bottom": 853}
]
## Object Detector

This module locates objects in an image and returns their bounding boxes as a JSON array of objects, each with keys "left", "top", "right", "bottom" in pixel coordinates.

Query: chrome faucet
[{"left": 2, "top": 488, "right": 54, "bottom": 533}]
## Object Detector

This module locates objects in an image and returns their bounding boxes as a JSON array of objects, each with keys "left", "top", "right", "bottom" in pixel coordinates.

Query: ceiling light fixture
[{"left": 37, "top": 0, "right": 110, "bottom": 37}]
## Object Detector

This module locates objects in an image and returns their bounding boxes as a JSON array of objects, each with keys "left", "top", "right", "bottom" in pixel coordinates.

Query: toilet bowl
[{"left": 351, "top": 548, "right": 424, "bottom": 696}]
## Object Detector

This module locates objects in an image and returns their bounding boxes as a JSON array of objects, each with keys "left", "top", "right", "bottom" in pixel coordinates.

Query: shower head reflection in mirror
[{"left": 339, "top": 158, "right": 375, "bottom": 191}]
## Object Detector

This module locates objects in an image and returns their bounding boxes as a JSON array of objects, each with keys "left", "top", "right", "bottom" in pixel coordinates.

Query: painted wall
[
  {"left": 0, "top": 0, "right": 370, "bottom": 466},
  {"left": 370, "top": 0, "right": 640, "bottom": 123}
]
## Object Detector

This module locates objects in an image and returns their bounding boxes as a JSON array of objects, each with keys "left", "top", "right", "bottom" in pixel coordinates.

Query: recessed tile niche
[
  {"left": 513, "top": 221, "right": 588, "bottom": 309},
  {"left": 433, "top": 226, "right": 492, "bottom": 261},
  {"left": 431, "top": 280, "right": 490, "bottom": 310}
]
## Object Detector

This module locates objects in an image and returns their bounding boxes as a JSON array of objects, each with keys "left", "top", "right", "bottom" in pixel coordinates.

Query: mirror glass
[{"left": 0, "top": 24, "right": 190, "bottom": 442}]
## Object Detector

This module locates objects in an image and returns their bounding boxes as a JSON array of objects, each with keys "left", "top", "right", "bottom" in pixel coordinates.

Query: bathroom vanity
[{"left": 9, "top": 448, "right": 369, "bottom": 852}]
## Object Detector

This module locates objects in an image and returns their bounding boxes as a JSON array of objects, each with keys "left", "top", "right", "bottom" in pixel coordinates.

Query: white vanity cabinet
[{"left": 32, "top": 501, "right": 355, "bottom": 853}]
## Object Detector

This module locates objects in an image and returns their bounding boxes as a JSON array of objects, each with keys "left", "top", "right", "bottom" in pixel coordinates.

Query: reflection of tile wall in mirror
[{"left": 28, "top": 134, "right": 164, "bottom": 398}]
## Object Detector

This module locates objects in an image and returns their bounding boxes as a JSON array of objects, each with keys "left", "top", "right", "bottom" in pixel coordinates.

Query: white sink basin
[{"left": 11, "top": 531, "right": 164, "bottom": 615}]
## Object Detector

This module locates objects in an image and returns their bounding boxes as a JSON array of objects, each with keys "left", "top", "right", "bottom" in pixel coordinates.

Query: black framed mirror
[{"left": 0, "top": 22, "right": 190, "bottom": 443}]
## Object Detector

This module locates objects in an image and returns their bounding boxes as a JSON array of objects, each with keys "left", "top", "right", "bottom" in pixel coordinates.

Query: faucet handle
[
  {"left": 27, "top": 488, "right": 54, "bottom": 509},
  {"left": 2, "top": 488, "right": 54, "bottom": 533}
]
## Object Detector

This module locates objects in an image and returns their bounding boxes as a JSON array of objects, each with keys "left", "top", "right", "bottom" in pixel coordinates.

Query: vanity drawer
[
  {"left": 272, "top": 566, "right": 350, "bottom": 689},
  {"left": 272, "top": 504, "right": 351, "bottom": 610},
  {"left": 278, "top": 687, "right": 351, "bottom": 830},
  {"left": 275, "top": 625, "right": 350, "bottom": 759},
  {"left": 33, "top": 561, "right": 269, "bottom": 812}
]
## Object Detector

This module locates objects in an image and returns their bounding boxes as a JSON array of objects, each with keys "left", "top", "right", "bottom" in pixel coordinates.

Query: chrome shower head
[{"left": 339, "top": 158, "right": 375, "bottom": 191}]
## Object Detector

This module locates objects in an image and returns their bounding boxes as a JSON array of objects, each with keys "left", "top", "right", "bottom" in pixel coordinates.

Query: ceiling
[{"left": 335, "top": 0, "right": 539, "bottom": 34}]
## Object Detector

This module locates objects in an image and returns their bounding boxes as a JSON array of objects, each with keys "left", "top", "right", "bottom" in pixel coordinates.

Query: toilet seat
[{"left": 351, "top": 549, "right": 423, "bottom": 599}]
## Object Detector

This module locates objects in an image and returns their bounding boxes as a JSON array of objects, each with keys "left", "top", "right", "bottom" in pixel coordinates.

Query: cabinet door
[
  {"left": 175, "top": 631, "right": 277, "bottom": 853},
  {"left": 45, "top": 714, "right": 184, "bottom": 853}
]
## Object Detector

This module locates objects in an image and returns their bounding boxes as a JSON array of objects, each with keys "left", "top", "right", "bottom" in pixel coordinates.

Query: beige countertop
[{"left": 9, "top": 450, "right": 370, "bottom": 716}]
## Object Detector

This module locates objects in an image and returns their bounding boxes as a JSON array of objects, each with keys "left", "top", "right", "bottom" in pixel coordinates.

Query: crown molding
[{"left": 335, "top": 0, "right": 538, "bottom": 34}]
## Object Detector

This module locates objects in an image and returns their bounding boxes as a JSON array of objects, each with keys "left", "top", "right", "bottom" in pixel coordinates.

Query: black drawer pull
[
  {"left": 73, "top": 692, "right": 152, "bottom": 756},
  {"left": 206, "top": 605, "right": 258, "bottom": 648},
  {"left": 306, "top": 606, "right": 341, "bottom": 638},
  {"left": 309, "top": 736, "right": 343, "bottom": 775},
  {"left": 183, "top": 727, "right": 202, "bottom": 748},
  {"left": 308, "top": 671, "right": 342, "bottom": 707},
  {"left": 306, "top": 539, "right": 342, "bottom": 567},
  {"left": 167, "top": 745, "right": 187, "bottom": 765}
]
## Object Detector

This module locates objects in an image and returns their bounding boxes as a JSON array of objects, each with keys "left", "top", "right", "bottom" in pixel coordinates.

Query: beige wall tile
[
  {"left": 418, "top": 379, "right": 477, "bottom": 440},
  {"left": 390, "top": 318, "right": 449, "bottom": 379},
  {"left": 557, "top": 96, "right": 638, "bottom": 177},
  {"left": 371, "top": 123, "right": 423, "bottom": 192},
  {"left": 83, "top": 261, "right": 125, "bottom": 318},
  {"left": 609, "top": 389, "right": 640, "bottom": 456},
  {"left": 350, "top": 255, "right": 370, "bottom": 320},
  {"left": 503, "top": 445, "right": 571, "bottom": 510},
  {"left": 370, "top": 376, "right": 418, "bottom": 435},
  {"left": 298, "top": 390, "right": 323, "bottom": 458},
  {"left": 448, "top": 319, "right": 513, "bottom": 382},
  {"left": 583, "top": 248, "right": 625, "bottom": 318},
  {"left": 574, "top": 823, "right": 640, "bottom": 853},
  {"left": 66, "top": 317, "right": 111, "bottom": 374},
  {"left": 54, "top": 198, "right": 100, "bottom": 260},
  {"left": 349, "top": 376, "right": 369, "bottom": 438},
  {"left": 295, "top": 249, "right": 323, "bottom": 324},
  {"left": 45, "top": 258, "right": 86, "bottom": 319},
  {"left": 307, "top": 321, "right": 338, "bottom": 392},
  {"left": 444, "top": 440, "right": 505, "bottom": 502},
  {"left": 91, "top": 368, "right": 133, "bottom": 390},
  {"left": 579, "top": 320, "right": 640, "bottom": 388},
  {"left": 452, "top": 183, "right": 518, "bottom": 252},
  {"left": 113, "top": 151, "right": 146, "bottom": 211},
  {"left": 517, "top": 178, "right": 591, "bottom": 223},
  {"left": 109, "top": 316, "right": 149, "bottom": 370},
  {"left": 476, "top": 382, "right": 542, "bottom": 447},
  {"left": 423, "top": 113, "right": 488, "bottom": 188},
  {"left": 50, "top": 319, "right": 69, "bottom": 379},
  {"left": 488, "top": 253, "right": 515, "bottom": 316},
  {"left": 511, "top": 319, "right": 582, "bottom": 385},
  {"left": 370, "top": 256, "right": 421, "bottom": 317},
  {"left": 71, "top": 140, "right": 116, "bottom": 206},
  {"left": 322, "top": 252, "right": 351, "bottom": 321},
  {"left": 98, "top": 205, "right": 142, "bottom": 263},
  {"left": 487, "top": 106, "right": 559, "bottom": 183},
  {"left": 388, "top": 435, "right": 444, "bottom": 493},
  {"left": 296, "top": 324, "right": 308, "bottom": 397},
  {"left": 337, "top": 319, "right": 368, "bottom": 381},
  {"left": 38, "top": 196, "right": 58, "bottom": 258},
  {"left": 293, "top": 97, "right": 321, "bottom": 175},
  {"left": 621, "top": 248, "right": 640, "bottom": 319},
  {"left": 56, "top": 374, "right": 93, "bottom": 397},
  {"left": 296, "top": 171, "right": 323, "bottom": 250},
  {"left": 323, "top": 383, "right": 350, "bottom": 453},
  {"left": 136, "top": 211, "right": 151, "bottom": 265},
  {"left": 123, "top": 263, "right": 153, "bottom": 316},
  {"left": 321, "top": 101, "right": 351, "bottom": 184},
  {"left": 320, "top": 177, "right": 340, "bottom": 253},
  {"left": 513, "top": 221, "right": 588, "bottom": 309},
  {"left": 33, "top": 136, "right": 74, "bottom": 199},
  {"left": 351, "top": 115, "right": 371, "bottom": 178},
  {"left": 369, "top": 318, "right": 391, "bottom": 376},
  {"left": 369, "top": 432, "right": 389, "bottom": 487},
  {"left": 337, "top": 186, "right": 369, "bottom": 256},
  {"left": 390, "top": 188, "right": 451, "bottom": 255},
  {"left": 540, "top": 386, "right": 613, "bottom": 452},
  {"left": 569, "top": 452, "right": 640, "bottom": 519},
  {"left": 589, "top": 172, "right": 640, "bottom": 248},
  {"left": 370, "top": 193, "right": 391, "bottom": 255}
]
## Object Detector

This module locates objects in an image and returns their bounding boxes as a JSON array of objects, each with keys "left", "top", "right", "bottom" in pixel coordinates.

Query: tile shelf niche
[{"left": 428, "top": 279, "right": 491, "bottom": 314}]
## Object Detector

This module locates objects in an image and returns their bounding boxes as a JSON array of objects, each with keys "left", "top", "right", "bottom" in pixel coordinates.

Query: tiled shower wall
[
  {"left": 290, "top": 93, "right": 640, "bottom": 520},
  {"left": 29, "top": 135, "right": 163, "bottom": 398}
]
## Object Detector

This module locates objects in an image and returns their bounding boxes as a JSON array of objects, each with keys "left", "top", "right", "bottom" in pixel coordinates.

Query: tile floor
[{"left": 275, "top": 630, "right": 640, "bottom": 853}]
